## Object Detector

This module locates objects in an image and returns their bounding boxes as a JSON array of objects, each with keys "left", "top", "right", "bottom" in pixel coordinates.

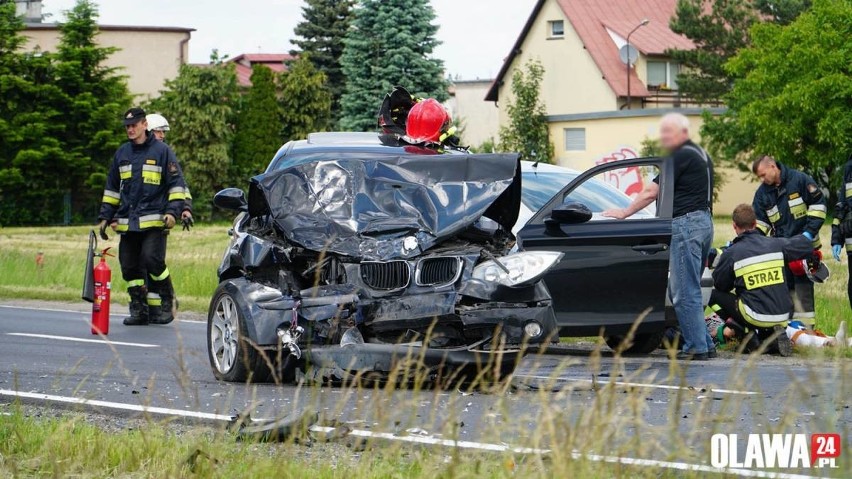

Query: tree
[
  {"left": 232, "top": 65, "right": 282, "bottom": 177},
  {"left": 668, "top": 0, "right": 812, "bottom": 104},
  {"left": 290, "top": 0, "right": 354, "bottom": 123},
  {"left": 340, "top": 0, "right": 448, "bottom": 131},
  {"left": 498, "top": 60, "right": 554, "bottom": 164},
  {"left": 668, "top": 0, "right": 758, "bottom": 103},
  {"left": 279, "top": 56, "right": 332, "bottom": 141},
  {"left": 701, "top": 0, "right": 852, "bottom": 191},
  {"left": 148, "top": 55, "right": 239, "bottom": 219},
  {"left": 53, "top": 0, "right": 131, "bottom": 220}
]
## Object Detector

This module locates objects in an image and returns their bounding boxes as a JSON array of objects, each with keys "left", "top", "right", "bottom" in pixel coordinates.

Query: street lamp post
[{"left": 626, "top": 18, "right": 649, "bottom": 110}]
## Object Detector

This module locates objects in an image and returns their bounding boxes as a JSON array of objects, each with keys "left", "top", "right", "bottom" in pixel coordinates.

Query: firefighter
[
  {"left": 710, "top": 204, "right": 814, "bottom": 356},
  {"left": 147, "top": 113, "right": 193, "bottom": 228},
  {"left": 97, "top": 107, "right": 186, "bottom": 326},
  {"left": 751, "top": 156, "right": 826, "bottom": 327},
  {"left": 831, "top": 153, "right": 852, "bottom": 310}
]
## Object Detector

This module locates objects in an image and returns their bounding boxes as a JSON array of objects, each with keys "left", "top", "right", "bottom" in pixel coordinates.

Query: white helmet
[{"left": 146, "top": 113, "right": 170, "bottom": 132}]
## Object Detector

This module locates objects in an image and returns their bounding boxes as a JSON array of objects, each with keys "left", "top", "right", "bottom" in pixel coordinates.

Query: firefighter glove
[
  {"left": 98, "top": 220, "right": 109, "bottom": 241},
  {"left": 164, "top": 214, "right": 176, "bottom": 229}
]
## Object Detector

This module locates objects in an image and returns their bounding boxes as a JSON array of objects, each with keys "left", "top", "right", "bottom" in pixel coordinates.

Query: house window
[
  {"left": 564, "top": 128, "right": 586, "bottom": 151},
  {"left": 549, "top": 20, "right": 564, "bottom": 38},
  {"left": 647, "top": 60, "right": 681, "bottom": 90}
]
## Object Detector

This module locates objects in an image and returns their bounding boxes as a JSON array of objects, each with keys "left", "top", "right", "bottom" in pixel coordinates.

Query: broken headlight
[{"left": 472, "top": 251, "right": 564, "bottom": 288}]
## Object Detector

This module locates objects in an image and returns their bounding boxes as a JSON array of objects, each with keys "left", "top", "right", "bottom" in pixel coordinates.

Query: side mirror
[
  {"left": 214, "top": 188, "right": 248, "bottom": 212},
  {"left": 550, "top": 202, "right": 592, "bottom": 224}
]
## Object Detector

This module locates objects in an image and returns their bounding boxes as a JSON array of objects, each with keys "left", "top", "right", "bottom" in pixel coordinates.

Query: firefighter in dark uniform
[
  {"left": 831, "top": 153, "right": 852, "bottom": 310},
  {"left": 97, "top": 108, "right": 186, "bottom": 326},
  {"left": 711, "top": 204, "right": 813, "bottom": 355},
  {"left": 751, "top": 156, "right": 826, "bottom": 327}
]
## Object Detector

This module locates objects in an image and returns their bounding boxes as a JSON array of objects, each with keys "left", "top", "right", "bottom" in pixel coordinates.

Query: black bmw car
[{"left": 208, "top": 133, "right": 564, "bottom": 383}]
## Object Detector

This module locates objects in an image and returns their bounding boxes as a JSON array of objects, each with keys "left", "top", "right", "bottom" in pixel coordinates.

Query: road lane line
[
  {"left": 6, "top": 333, "right": 159, "bottom": 348},
  {"left": 514, "top": 374, "right": 759, "bottom": 396},
  {"left": 0, "top": 389, "right": 232, "bottom": 421},
  {"left": 0, "top": 388, "right": 818, "bottom": 479},
  {"left": 0, "top": 305, "right": 206, "bottom": 324}
]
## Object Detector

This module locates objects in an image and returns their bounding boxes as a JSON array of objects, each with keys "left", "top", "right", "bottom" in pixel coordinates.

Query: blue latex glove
[
  {"left": 802, "top": 231, "right": 814, "bottom": 241},
  {"left": 833, "top": 244, "right": 843, "bottom": 262}
]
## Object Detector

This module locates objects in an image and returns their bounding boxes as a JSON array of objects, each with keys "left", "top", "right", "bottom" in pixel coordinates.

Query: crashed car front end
[{"left": 211, "top": 148, "right": 560, "bottom": 380}]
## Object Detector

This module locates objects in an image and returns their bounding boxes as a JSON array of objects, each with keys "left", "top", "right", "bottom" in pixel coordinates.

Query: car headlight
[{"left": 472, "top": 251, "right": 564, "bottom": 287}]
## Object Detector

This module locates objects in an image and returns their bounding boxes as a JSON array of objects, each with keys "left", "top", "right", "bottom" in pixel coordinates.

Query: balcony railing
[{"left": 640, "top": 87, "right": 724, "bottom": 109}]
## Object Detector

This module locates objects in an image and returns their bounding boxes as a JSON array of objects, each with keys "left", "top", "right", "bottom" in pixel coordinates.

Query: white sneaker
[{"left": 836, "top": 321, "right": 848, "bottom": 348}]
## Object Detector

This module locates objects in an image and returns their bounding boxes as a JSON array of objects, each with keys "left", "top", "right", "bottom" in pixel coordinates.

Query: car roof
[
  {"left": 520, "top": 160, "right": 580, "bottom": 175},
  {"left": 279, "top": 132, "right": 470, "bottom": 157}
]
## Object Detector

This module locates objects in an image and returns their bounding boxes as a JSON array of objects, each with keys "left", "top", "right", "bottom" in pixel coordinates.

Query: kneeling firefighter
[{"left": 97, "top": 108, "right": 186, "bottom": 326}]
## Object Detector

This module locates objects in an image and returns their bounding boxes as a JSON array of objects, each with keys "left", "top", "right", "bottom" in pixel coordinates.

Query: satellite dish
[{"left": 619, "top": 45, "right": 639, "bottom": 65}]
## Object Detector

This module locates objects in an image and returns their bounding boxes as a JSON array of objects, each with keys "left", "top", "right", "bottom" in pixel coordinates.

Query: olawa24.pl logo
[{"left": 711, "top": 434, "right": 841, "bottom": 469}]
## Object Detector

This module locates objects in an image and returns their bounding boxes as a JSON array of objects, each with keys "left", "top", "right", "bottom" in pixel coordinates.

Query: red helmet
[{"left": 406, "top": 99, "right": 451, "bottom": 143}]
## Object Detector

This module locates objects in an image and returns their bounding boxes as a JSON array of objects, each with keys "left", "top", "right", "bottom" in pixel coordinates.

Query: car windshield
[{"left": 521, "top": 171, "right": 648, "bottom": 214}]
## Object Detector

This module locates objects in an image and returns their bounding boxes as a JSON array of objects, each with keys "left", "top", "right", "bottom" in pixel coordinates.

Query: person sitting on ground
[{"left": 709, "top": 204, "right": 814, "bottom": 356}]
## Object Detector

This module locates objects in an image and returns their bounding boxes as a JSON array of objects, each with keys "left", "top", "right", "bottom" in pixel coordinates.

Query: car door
[{"left": 517, "top": 157, "right": 673, "bottom": 336}]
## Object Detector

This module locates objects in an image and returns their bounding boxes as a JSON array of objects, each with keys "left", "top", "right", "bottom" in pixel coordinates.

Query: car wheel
[
  {"left": 605, "top": 330, "right": 664, "bottom": 355},
  {"left": 208, "top": 288, "right": 267, "bottom": 382}
]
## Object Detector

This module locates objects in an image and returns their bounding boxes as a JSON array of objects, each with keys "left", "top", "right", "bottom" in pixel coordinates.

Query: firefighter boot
[
  {"left": 123, "top": 286, "right": 149, "bottom": 326},
  {"left": 150, "top": 277, "right": 176, "bottom": 325}
]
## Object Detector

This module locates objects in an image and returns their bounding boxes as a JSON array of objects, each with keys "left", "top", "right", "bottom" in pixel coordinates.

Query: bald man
[{"left": 604, "top": 113, "right": 715, "bottom": 360}]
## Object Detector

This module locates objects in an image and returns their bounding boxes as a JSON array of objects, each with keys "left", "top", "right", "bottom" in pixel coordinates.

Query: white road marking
[
  {"left": 0, "top": 389, "right": 232, "bottom": 421},
  {"left": 6, "top": 333, "right": 159, "bottom": 349},
  {"left": 0, "top": 304, "right": 205, "bottom": 324},
  {"left": 514, "top": 374, "right": 759, "bottom": 396},
  {"left": 0, "top": 388, "right": 817, "bottom": 479}
]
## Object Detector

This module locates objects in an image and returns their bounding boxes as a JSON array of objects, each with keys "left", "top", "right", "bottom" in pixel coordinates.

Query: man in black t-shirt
[{"left": 604, "top": 113, "right": 715, "bottom": 360}]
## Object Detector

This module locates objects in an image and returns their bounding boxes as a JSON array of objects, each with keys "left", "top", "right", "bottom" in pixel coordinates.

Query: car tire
[
  {"left": 207, "top": 286, "right": 269, "bottom": 382},
  {"left": 605, "top": 330, "right": 665, "bottom": 355}
]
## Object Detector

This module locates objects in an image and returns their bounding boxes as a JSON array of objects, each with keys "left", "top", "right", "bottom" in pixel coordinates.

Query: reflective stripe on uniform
[
  {"left": 833, "top": 218, "right": 841, "bottom": 226},
  {"left": 127, "top": 279, "right": 145, "bottom": 288},
  {"left": 806, "top": 204, "right": 826, "bottom": 219},
  {"left": 146, "top": 292, "right": 162, "bottom": 306},
  {"left": 756, "top": 220, "right": 771, "bottom": 235},
  {"left": 788, "top": 197, "right": 806, "bottom": 219},
  {"left": 846, "top": 181, "right": 852, "bottom": 197},
  {"left": 139, "top": 214, "right": 164, "bottom": 229},
  {"left": 733, "top": 252, "right": 785, "bottom": 275},
  {"left": 766, "top": 206, "right": 780, "bottom": 223},
  {"left": 791, "top": 311, "right": 816, "bottom": 326},
  {"left": 150, "top": 268, "right": 170, "bottom": 282},
  {"left": 184, "top": 188, "right": 192, "bottom": 200},
  {"left": 168, "top": 187, "right": 185, "bottom": 202},
  {"left": 141, "top": 164, "right": 162, "bottom": 185},
  {"left": 119, "top": 165, "right": 132, "bottom": 180},
  {"left": 846, "top": 238, "right": 852, "bottom": 252},
  {"left": 738, "top": 300, "right": 790, "bottom": 328},
  {"left": 115, "top": 218, "right": 129, "bottom": 233},
  {"left": 102, "top": 190, "right": 120, "bottom": 206}
]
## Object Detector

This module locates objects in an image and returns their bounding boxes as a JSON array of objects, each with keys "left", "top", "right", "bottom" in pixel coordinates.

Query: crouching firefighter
[
  {"left": 97, "top": 107, "right": 186, "bottom": 326},
  {"left": 709, "top": 204, "right": 814, "bottom": 355}
]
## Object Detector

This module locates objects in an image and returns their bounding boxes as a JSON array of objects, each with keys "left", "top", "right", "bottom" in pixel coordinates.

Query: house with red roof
[
  {"left": 228, "top": 53, "right": 295, "bottom": 87},
  {"left": 486, "top": 0, "right": 753, "bottom": 211}
]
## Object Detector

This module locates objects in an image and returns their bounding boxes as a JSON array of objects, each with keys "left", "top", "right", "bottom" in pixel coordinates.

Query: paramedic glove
[
  {"left": 97, "top": 220, "right": 109, "bottom": 241},
  {"left": 833, "top": 244, "right": 843, "bottom": 262},
  {"left": 802, "top": 231, "right": 814, "bottom": 241}
]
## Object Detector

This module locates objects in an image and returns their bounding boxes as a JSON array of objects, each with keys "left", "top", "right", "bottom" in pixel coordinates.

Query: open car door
[{"left": 517, "top": 157, "right": 673, "bottom": 342}]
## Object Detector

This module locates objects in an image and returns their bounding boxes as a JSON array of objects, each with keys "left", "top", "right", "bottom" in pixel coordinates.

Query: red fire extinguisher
[{"left": 92, "top": 247, "right": 114, "bottom": 335}]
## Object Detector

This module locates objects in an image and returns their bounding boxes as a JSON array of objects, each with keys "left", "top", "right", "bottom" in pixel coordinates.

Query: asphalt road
[{"left": 0, "top": 303, "right": 849, "bottom": 476}]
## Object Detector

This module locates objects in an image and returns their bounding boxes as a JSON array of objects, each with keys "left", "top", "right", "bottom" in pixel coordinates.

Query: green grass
[{"left": 0, "top": 224, "right": 229, "bottom": 313}]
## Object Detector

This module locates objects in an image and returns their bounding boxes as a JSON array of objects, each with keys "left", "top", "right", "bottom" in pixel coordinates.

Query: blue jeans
[{"left": 669, "top": 210, "right": 714, "bottom": 354}]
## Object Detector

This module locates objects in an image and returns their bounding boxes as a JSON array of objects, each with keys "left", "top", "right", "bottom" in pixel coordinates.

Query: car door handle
[{"left": 632, "top": 244, "right": 668, "bottom": 254}]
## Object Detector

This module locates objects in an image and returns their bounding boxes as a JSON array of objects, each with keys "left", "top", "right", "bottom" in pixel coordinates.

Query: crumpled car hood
[{"left": 247, "top": 153, "right": 521, "bottom": 261}]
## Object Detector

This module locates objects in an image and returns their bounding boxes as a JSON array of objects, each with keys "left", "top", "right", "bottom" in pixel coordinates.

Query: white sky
[{"left": 38, "top": 0, "right": 534, "bottom": 80}]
